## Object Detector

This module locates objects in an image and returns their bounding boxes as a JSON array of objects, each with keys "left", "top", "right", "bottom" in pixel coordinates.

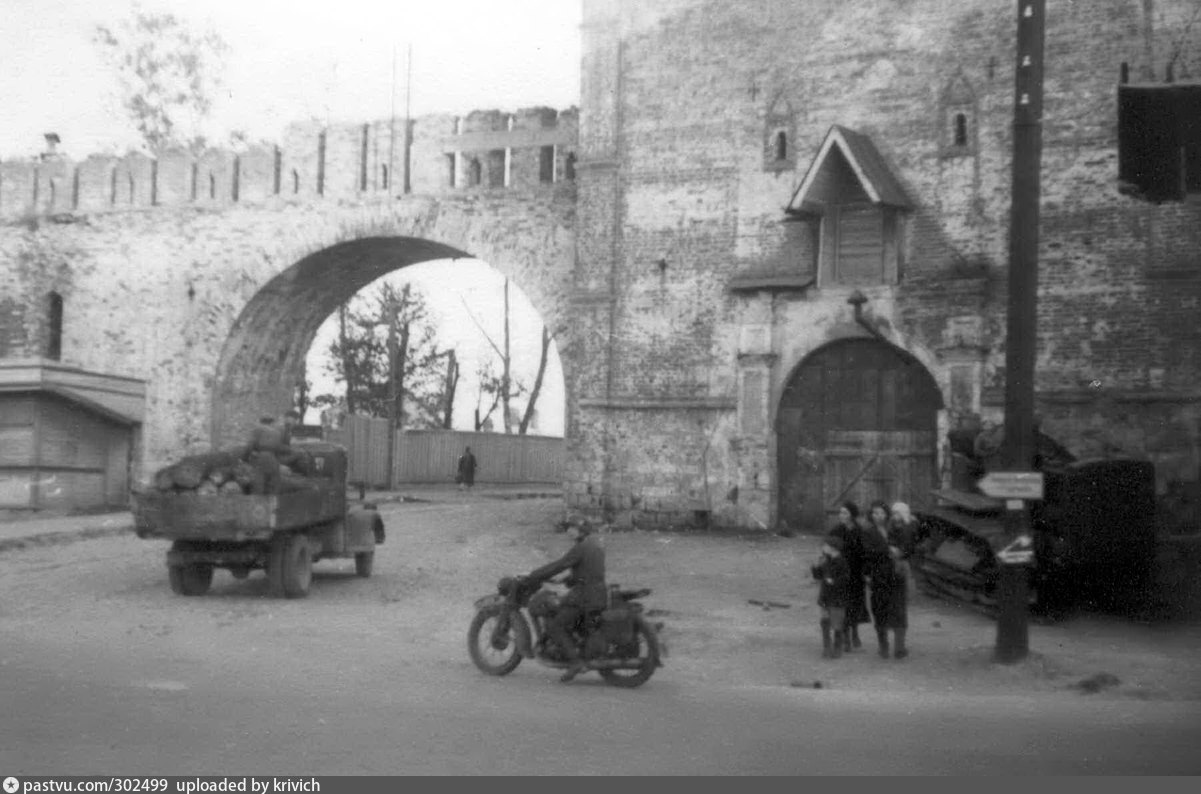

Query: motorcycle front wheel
[
  {"left": 599, "top": 616, "right": 659, "bottom": 689},
  {"left": 467, "top": 608, "right": 523, "bottom": 676}
]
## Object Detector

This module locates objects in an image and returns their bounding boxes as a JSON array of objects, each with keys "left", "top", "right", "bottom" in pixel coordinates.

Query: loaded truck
[{"left": 133, "top": 440, "right": 384, "bottom": 598}]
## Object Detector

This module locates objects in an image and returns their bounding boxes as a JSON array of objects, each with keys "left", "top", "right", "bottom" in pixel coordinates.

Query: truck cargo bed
[{"left": 133, "top": 484, "right": 346, "bottom": 541}]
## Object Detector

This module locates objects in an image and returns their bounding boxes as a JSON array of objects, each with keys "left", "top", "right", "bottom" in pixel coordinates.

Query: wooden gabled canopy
[{"left": 785, "top": 125, "right": 911, "bottom": 217}]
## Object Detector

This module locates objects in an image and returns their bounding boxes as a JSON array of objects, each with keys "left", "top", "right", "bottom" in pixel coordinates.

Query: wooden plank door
[{"left": 777, "top": 339, "right": 940, "bottom": 533}]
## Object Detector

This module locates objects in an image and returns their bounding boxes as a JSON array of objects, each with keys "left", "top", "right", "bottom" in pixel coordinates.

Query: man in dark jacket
[
  {"left": 523, "top": 523, "right": 607, "bottom": 682},
  {"left": 457, "top": 446, "right": 478, "bottom": 491}
]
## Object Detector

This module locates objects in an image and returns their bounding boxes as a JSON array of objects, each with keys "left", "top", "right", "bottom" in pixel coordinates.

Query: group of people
[{"left": 811, "top": 500, "right": 920, "bottom": 661}]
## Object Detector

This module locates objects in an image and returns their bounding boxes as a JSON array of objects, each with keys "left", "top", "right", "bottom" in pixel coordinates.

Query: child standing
[{"left": 811, "top": 535, "right": 851, "bottom": 659}]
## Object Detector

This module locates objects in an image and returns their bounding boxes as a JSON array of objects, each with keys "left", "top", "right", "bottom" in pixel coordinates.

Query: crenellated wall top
[{"left": 0, "top": 105, "right": 579, "bottom": 220}]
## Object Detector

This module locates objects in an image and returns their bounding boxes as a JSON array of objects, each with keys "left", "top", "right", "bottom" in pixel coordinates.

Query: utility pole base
[{"left": 994, "top": 563, "right": 1031, "bottom": 664}]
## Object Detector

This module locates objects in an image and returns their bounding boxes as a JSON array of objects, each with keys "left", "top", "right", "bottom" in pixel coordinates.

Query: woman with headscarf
[
  {"left": 862, "top": 500, "right": 914, "bottom": 659},
  {"left": 827, "top": 500, "right": 870, "bottom": 651}
]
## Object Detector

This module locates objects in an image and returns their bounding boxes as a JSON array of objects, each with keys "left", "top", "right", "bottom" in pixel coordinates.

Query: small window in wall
[
  {"left": 774, "top": 131, "right": 788, "bottom": 162},
  {"left": 1118, "top": 83, "right": 1201, "bottom": 202},
  {"left": 539, "top": 145, "right": 555, "bottom": 183},
  {"left": 763, "top": 93, "right": 796, "bottom": 172},
  {"left": 292, "top": 169, "right": 300, "bottom": 194},
  {"left": 128, "top": 173, "right": 135, "bottom": 204},
  {"left": 939, "top": 73, "right": 977, "bottom": 159},
  {"left": 381, "top": 164, "right": 390, "bottom": 189},
  {"left": 446, "top": 153, "right": 457, "bottom": 187},
  {"left": 46, "top": 292, "right": 63, "bottom": 361},
  {"left": 468, "top": 157, "right": 482, "bottom": 187},
  {"left": 565, "top": 152, "right": 577, "bottom": 181},
  {"left": 488, "top": 149, "right": 505, "bottom": 188},
  {"left": 953, "top": 113, "right": 968, "bottom": 147},
  {"left": 110, "top": 169, "right": 118, "bottom": 205},
  {"left": 209, "top": 173, "right": 216, "bottom": 199}
]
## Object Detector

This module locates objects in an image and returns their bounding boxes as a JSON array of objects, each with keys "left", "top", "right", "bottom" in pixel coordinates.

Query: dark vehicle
[
  {"left": 468, "top": 575, "right": 666, "bottom": 688},
  {"left": 133, "top": 440, "right": 385, "bottom": 598},
  {"left": 914, "top": 427, "right": 1156, "bottom": 616}
]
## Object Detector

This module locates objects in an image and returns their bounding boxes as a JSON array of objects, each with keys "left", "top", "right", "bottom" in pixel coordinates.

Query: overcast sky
[
  {"left": 3, "top": 0, "right": 579, "bottom": 435},
  {"left": 1, "top": 0, "right": 582, "bottom": 158}
]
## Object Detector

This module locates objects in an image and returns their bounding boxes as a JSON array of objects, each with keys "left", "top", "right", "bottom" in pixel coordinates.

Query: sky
[
  {"left": 3, "top": 0, "right": 580, "bottom": 435},
  {"left": 1, "top": 0, "right": 582, "bottom": 157}
]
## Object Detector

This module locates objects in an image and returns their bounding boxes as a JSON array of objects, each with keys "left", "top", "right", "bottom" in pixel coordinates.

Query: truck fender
[{"left": 345, "top": 507, "right": 383, "bottom": 548}]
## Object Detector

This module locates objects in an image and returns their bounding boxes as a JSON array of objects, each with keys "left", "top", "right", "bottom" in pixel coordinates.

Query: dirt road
[{"left": 1, "top": 496, "right": 1199, "bottom": 774}]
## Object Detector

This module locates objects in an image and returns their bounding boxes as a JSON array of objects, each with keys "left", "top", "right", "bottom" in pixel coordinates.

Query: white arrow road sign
[{"left": 979, "top": 471, "right": 1044, "bottom": 500}]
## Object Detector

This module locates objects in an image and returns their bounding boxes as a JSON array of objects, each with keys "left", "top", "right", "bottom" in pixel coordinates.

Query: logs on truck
[{"left": 150, "top": 447, "right": 321, "bottom": 496}]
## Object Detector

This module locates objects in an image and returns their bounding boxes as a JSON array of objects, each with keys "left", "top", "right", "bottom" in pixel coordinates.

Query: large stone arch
[
  {"left": 213, "top": 237, "right": 461, "bottom": 446},
  {"left": 206, "top": 200, "right": 575, "bottom": 450},
  {"left": 27, "top": 193, "right": 583, "bottom": 477}
]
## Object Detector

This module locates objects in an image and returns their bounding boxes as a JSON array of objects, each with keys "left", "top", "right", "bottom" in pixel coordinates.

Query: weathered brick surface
[
  {"left": 0, "top": 111, "right": 578, "bottom": 481},
  {"left": 4, "top": 0, "right": 1200, "bottom": 529},
  {"left": 566, "top": 0, "right": 1201, "bottom": 528}
]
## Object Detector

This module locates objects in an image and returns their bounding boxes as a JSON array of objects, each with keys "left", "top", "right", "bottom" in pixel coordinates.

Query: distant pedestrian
[
  {"left": 863, "top": 500, "right": 913, "bottom": 659},
  {"left": 457, "top": 446, "right": 478, "bottom": 491},
  {"left": 811, "top": 535, "right": 851, "bottom": 659},
  {"left": 827, "top": 501, "right": 870, "bottom": 651}
]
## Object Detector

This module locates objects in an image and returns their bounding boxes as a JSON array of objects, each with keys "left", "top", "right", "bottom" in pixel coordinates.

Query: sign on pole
[{"left": 978, "top": 471, "right": 1044, "bottom": 500}]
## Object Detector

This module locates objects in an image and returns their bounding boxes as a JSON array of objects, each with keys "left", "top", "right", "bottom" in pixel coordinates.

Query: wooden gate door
[{"left": 777, "top": 339, "right": 941, "bottom": 533}]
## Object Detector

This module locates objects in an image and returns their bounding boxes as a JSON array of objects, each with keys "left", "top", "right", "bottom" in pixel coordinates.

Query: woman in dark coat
[
  {"left": 863, "top": 500, "right": 913, "bottom": 659},
  {"left": 827, "top": 500, "right": 870, "bottom": 651}
]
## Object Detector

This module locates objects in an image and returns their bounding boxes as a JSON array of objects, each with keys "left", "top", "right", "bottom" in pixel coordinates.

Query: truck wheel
[
  {"left": 354, "top": 551, "right": 374, "bottom": 577},
  {"left": 168, "top": 564, "right": 213, "bottom": 596},
  {"left": 280, "top": 534, "right": 313, "bottom": 598}
]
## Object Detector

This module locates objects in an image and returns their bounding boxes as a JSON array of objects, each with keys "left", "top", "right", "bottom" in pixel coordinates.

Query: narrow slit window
[
  {"left": 360, "top": 124, "right": 370, "bottom": 191},
  {"left": 446, "top": 153, "right": 457, "bottom": 188},
  {"left": 565, "top": 152, "right": 577, "bottom": 181},
  {"left": 292, "top": 169, "right": 300, "bottom": 194},
  {"left": 110, "top": 169, "right": 118, "bottom": 205},
  {"left": 954, "top": 113, "right": 968, "bottom": 147},
  {"left": 539, "top": 145, "right": 555, "bottom": 183},
  {"left": 317, "top": 131, "right": 327, "bottom": 195},
  {"left": 128, "top": 173, "right": 135, "bottom": 203},
  {"left": 382, "top": 164, "right": 390, "bottom": 189},
  {"left": 209, "top": 173, "right": 216, "bottom": 199},
  {"left": 775, "top": 131, "right": 788, "bottom": 161},
  {"left": 46, "top": 292, "right": 63, "bottom": 361},
  {"left": 468, "top": 158, "right": 482, "bottom": 187}
]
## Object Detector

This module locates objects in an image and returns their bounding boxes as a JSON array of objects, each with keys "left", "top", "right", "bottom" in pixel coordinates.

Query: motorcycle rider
[{"left": 522, "top": 521, "right": 607, "bottom": 683}]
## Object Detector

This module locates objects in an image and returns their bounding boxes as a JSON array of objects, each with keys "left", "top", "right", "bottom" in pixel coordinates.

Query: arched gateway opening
[
  {"left": 776, "top": 338, "right": 943, "bottom": 532},
  {"left": 210, "top": 236, "right": 557, "bottom": 448}
]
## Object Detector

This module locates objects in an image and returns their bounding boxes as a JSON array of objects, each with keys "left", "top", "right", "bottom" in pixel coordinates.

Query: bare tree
[
  {"left": 460, "top": 277, "right": 555, "bottom": 435},
  {"left": 518, "top": 325, "right": 552, "bottom": 434},
  {"left": 440, "top": 350, "right": 460, "bottom": 429}
]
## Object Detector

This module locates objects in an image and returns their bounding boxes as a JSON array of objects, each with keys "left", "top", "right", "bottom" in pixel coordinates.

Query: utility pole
[
  {"left": 995, "top": 0, "right": 1046, "bottom": 664},
  {"left": 403, "top": 43, "right": 413, "bottom": 195}
]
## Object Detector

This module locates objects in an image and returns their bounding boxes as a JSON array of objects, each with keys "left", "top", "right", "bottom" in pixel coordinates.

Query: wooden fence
[{"left": 327, "top": 415, "right": 564, "bottom": 488}]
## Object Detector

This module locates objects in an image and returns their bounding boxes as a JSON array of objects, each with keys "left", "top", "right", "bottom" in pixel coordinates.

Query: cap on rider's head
[{"left": 572, "top": 520, "right": 595, "bottom": 537}]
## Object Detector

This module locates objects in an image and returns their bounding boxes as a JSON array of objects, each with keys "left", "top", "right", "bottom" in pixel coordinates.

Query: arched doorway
[{"left": 776, "top": 338, "right": 942, "bottom": 532}]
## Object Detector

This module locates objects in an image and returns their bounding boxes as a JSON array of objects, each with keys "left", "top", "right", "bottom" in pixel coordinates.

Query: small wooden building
[{"left": 0, "top": 359, "right": 145, "bottom": 511}]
